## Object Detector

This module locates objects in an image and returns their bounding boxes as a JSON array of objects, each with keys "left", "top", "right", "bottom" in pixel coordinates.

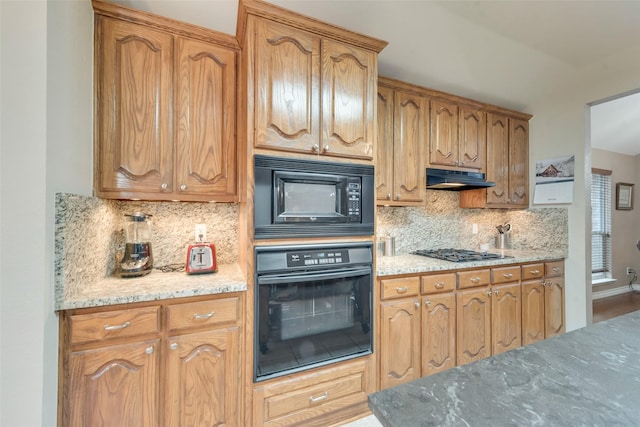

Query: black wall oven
[
  {"left": 254, "top": 155, "right": 375, "bottom": 239},
  {"left": 254, "top": 243, "right": 373, "bottom": 382}
]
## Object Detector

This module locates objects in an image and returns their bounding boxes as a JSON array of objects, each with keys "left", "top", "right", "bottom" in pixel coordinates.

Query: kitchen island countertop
[
  {"left": 376, "top": 248, "right": 566, "bottom": 277},
  {"left": 369, "top": 310, "right": 640, "bottom": 426},
  {"left": 56, "top": 263, "right": 246, "bottom": 310}
]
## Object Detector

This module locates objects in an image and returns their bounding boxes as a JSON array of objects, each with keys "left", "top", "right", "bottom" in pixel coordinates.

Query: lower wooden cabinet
[
  {"left": 252, "top": 357, "right": 374, "bottom": 427},
  {"left": 380, "top": 297, "right": 421, "bottom": 389},
  {"left": 522, "top": 261, "right": 565, "bottom": 345},
  {"left": 456, "top": 286, "right": 491, "bottom": 365},
  {"left": 421, "top": 293, "right": 456, "bottom": 376},
  {"left": 58, "top": 294, "right": 242, "bottom": 427},
  {"left": 491, "top": 282, "right": 522, "bottom": 355}
]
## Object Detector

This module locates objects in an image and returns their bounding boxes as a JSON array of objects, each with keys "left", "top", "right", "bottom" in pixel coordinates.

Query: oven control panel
[{"left": 287, "top": 249, "right": 350, "bottom": 267}]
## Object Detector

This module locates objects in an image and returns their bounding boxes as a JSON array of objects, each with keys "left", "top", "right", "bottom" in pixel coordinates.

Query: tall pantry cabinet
[{"left": 236, "top": 1, "right": 387, "bottom": 426}]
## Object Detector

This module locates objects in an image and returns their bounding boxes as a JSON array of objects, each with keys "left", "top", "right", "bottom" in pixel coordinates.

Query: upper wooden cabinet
[
  {"left": 460, "top": 113, "right": 531, "bottom": 209},
  {"left": 239, "top": 0, "right": 387, "bottom": 161},
  {"left": 93, "top": 0, "right": 238, "bottom": 202},
  {"left": 376, "top": 78, "right": 428, "bottom": 205},
  {"left": 429, "top": 100, "right": 485, "bottom": 171}
]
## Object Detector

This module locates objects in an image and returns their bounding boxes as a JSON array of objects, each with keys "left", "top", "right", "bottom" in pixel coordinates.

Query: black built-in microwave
[{"left": 254, "top": 155, "right": 374, "bottom": 239}]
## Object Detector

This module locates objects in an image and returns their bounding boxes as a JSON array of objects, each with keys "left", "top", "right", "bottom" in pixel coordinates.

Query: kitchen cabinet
[
  {"left": 376, "top": 78, "right": 428, "bottom": 205},
  {"left": 250, "top": 17, "right": 383, "bottom": 161},
  {"left": 93, "top": 1, "right": 238, "bottom": 202},
  {"left": 490, "top": 266, "right": 522, "bottom": 355},
  {"left": 459, "top": 113, "right": 531, "bottom": 209},
  {"left": 521, "top": 261, "right": 565, "bottom": 345},
  {"left": 421, "top": 292, "right": 456, "bottom": 376},
  {"left": 429, "top": 100, "right": 485, "bottom": 171},
  {"left": 58, "top": 294, "right": 243, "bottom": 427},
  {"left": 456, "top": 282, "right": 492, "bottom": 366}
]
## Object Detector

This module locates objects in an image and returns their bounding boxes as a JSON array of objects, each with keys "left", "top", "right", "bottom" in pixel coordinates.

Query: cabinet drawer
[
  {"left": 545, "top": 261, "right": 564, "bottom": 278},
  {"left": 166, "top": 296, "right": 240, "bottom": 332},
  {"left": 70, "top": 306, "right": 160, "bottom": 344},
  {"left": 421, "top": 273, "right": 456, "bottom": 294},
  {"left": 381, "top": 276, "right": 420, "bottom": 300},
  {"left": 491, "top": 266, "right": 521, "bottom": 284},
  {"left": 257, "top": 358, "right": 371, "bottom": 425},
  {"left": 522, "top": 263, "right": 544, "bottom": 281},
  {"left": 457, "top": 269, "right": 490, "bottom": 289}
]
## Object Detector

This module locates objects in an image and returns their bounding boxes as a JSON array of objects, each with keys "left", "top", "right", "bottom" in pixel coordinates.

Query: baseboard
[{"left": 592, "top": 286, "right": 631, "bottom": 300}]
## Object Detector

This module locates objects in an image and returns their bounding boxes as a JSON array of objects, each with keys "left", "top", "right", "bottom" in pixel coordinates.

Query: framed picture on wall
[{"left": 616, "top": 182, "right": 634, "bottom": 210}]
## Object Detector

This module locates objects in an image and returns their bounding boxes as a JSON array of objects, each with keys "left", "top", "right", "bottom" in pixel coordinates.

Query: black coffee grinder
[{"left": 117, "top": 212, "right": 153, "bottom": 278}]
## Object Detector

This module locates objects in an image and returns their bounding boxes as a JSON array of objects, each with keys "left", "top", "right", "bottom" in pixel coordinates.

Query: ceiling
[{"left": 116, "top": 0, "right": 640, "bottom": 157}]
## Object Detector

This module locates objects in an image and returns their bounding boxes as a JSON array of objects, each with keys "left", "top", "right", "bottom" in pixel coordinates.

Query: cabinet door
[
  {"left": 491, "top": 282, "right": 521, "bottom": 355},
  {"left": 380, "top": 298, "right": 421, "bottom": 389},
  {"left": 166, "top": 327, "right": 240, "bottom": 427},
  {"left": 509, "top": 118, "right": 529, "bottom": 207},
  {"left": 175, "top": 37, "right": 237, "bottom": 200},
  {"left": 545, "top": 278, "right": 565, "bottom": 338},
  {"left": 459, "top": 105, "right": 485, "bottom": 170},
  {"left": 392, "top": 90, "right": 427, "bottom": 203},
  {"left": 521, "top": 281, "right": 545, "bottom": 345},
  {"left": 456, "top": 287, "right": 491, "bottom": 365},
  {"left": 68, "top": 339, "right": 160, "bottom": 427},
  {"left": 422, "top": 293, "right": 456, "bottom": 376},
  {"left": 96, "top": 17, "right": 173, "bottom": 197},
  {"left": 430, "top": 99, "right": 459, "bottom": 167},
  {"left": 322, "top": 39, "right": 376, "bottom": 160},
  {"left": 485, "top": 113, "right": 510, "bottom": 206},
  {"left": 376, "top": 85, "right": 395, "bottom": 202},
  {"left": 254, "top": 20, "right": 321, "bottom": 153}
]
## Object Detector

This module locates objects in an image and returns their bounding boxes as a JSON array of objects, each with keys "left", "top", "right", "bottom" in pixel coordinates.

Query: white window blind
[{"left": 591, "top": 170, "right": 612, "bottom": 278}]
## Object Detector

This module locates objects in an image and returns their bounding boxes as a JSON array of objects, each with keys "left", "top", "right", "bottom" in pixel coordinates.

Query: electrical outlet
[
  {"left": 195, "top": 224, "right": 207, "bottom": 242},
  {"left": 472, "top": 223, "right": 478, "bottom": 234},
  {"left": 627, "top": 267, "right": 634, "bottom": 275}
]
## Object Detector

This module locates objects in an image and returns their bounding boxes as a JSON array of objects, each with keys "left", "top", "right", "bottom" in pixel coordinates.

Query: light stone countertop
[
  {"left": 57, "top": 263, "right": 246, "bottom": 311},
  {"left": 376, "top": 249, "right": 567, "bottom": 277}
]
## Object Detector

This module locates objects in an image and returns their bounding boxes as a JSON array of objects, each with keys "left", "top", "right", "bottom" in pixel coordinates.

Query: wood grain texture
[
  {"left": 491, "top": 282, "right": 522, "bottom": 355},
  {"left": 522, "top": 281, "right": 545, "bottom": 345},
  {"left": 545, "top": 277, "right": 565, "bottom": 338},
  {"left": 508, "top": 118, "right": 529, "bottom": 207},
  {"left": 485, "top": 112, "right": 510, "bottom": 206},
  {"left": 379, "top": 299, "right": 420, "bottom": 389},
  {"left": 421, "top": 293, "right": 456, "bottom": 376},
  {"left": 456, "top": 287, "right": 491, "bottom": 365},
  {"left": 430, "top": 99, "right": 459, "bottom": 167},
  {"left": 459, "top": 105, "right": 486, "bottom": 171}
]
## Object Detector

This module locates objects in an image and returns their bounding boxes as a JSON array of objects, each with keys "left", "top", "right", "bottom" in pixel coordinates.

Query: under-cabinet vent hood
[{"left": 426, "top": 168, "right": 496, "bottom": 191}]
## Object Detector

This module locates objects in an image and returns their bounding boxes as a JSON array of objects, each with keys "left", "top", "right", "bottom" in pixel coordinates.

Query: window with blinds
[{"left": 591, "top": 169, "right": 612, "bottom": 280}]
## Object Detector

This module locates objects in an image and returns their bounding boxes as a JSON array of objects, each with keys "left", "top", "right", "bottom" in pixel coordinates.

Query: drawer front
[
  {"left": 545, "top": 261, "right": 564, "bottom": 278},
  {"left": 421, "top": 273, "right": 456, "bottom": 294},
  {"left": 166, "top": 296, "right": 240, "bottom": 332},
  {"left": 70, "top": 306, "right": 160, "bottom": 344},
  {"left": 258, "top": 359, "right": 371, "bottom": 425},
  {"left": 457, "top": 269, "right": 490, "bottom": 289},
  {"left": 491, "top": 266, "right": 521, "bottom": 284},
  {"left": 381, "top": 276, "right": 420, "bottom": 300},
  {"left": 522, "top": 263, "right": 545, "bottom": 281}
]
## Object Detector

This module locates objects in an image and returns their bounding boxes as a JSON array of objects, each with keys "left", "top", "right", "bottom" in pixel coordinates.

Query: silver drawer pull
[
  {"left": 503, "top": 273, "right": 513, "bottom": 279},
  {"left": 193, "top": 311, "right": 215, "bottom": 320},
  {"left": 395, "top": 286, "right": 408, "bottom": 293},
  {"left": 470, "top": 277, "right": 481, "bottom": 283},
  {"left": 434, "top": 282, "right": 445, "bottom": 289},
  {"left": 309, "top": 391, "right": 329, "bottom": 403},
  {"left": 553, "top": 267, "right": 561, "bottom": 272},
  {"left": 531, "top": 269, "right": 541, "bottom": 275},
  {"left": 103, "top": 321, "right": 130, "bottom": 331}
]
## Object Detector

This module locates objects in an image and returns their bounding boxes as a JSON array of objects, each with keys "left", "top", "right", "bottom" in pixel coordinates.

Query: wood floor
[{"left": 592, "top": 290, "right": 640, "bottom": 323}]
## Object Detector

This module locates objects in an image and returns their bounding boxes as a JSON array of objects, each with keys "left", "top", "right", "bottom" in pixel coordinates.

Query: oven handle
[{"left": 257, "top": 266, "right": 372, "bottom": 285}]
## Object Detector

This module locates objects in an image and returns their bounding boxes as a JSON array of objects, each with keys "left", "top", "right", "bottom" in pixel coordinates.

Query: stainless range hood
[{"left": 426, "top": 168, "right": 496, "bottom": 191}]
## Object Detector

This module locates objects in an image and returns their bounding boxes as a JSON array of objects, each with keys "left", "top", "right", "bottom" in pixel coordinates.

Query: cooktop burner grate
[{"left": 412, "top": 248, "right": 511, "bottom": 263}]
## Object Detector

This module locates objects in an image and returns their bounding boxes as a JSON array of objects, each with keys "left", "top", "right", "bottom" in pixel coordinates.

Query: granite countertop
[
  {"left": 56, "top": 263, "right": 247, "bottom": 310},
  {"left": 376, "top": 248, "right": 566, "bottom": 277},
  {"left": 369, "top": 310, "right": 640, "bottom": 426}
]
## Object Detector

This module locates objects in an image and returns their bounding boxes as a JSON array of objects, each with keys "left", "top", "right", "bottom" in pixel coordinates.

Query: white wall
[{"left": 1, "top": 0, "right": 93, "bottom": 425}]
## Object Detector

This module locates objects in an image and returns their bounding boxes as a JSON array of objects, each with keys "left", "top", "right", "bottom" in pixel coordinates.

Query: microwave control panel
[
  {"left": 347, "top": 179, "right": 361, "bottom": 219},
  {"left": 287, "top": 249, "right": 350, "bottom": 267}
]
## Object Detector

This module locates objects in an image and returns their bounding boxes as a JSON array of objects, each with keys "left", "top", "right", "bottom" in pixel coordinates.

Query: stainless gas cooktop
[{"left": 412, "top": 248, "right": 511, "bottom": 263}]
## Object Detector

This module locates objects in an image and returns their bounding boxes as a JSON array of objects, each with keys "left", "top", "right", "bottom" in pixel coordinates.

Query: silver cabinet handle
[
  {"left": 494, "top": 290, "right": 501, "bottom": 295},
  {"left": 396, "top": 286, "right": 408, "bottom": 294},
  {"left": 553, "top": 267, "right": 561, "bottom": 272},
  {"left": 487, "top": 290, "right": 493, "bottom": 296},
  {"left": 161, "top": 183, "right": 168, "bottom": 190},
  {"left": 145, "top": 346, "right": 154, "bottom": 355},
  {"left": 312, "top": 144, "right": 319, "bottom": 152},
  {"left": 170, "top": 343, "right": 178, "bottom": 350},
  {"left": 503, "top": 273, "right": 513, "bottom": 279},
  {"left": 396, "top": 194, "right": 401, "bottom": 200},
  {"left": 104, "top": 321, "right": 130, "bottom": 331},
  {"left": 387, "top": 193, "right": 391, "bottom": 200},
  {"left": 309, "top": 391, "right": 328, "bottom": 403},
  {"left": 414, "top": 301, "right": 420, "bottom": 309},
  {"left": 425, "top": 299, "right": 431, "bottom": 306},
  {"left": 434, "top": 282, "right": 445, "bottom": 289},
  {"left": 470, "top": 277, "right": 481, "bottom": 283},
  {"left": 531, "top": 269, "right": 541, "bottom": 275},
  {"left": 180, "top": 184, "right": 187, "bottom": 191},
  {"left": 323, "top": 144, "right": 330, "bottom": 152},
  {"left": 193, "top": 311, "right": 215, "bottom": 320}
]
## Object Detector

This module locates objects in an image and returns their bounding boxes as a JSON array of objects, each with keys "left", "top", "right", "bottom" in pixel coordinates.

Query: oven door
[{"left": 254, "top": 266, "right": 372, "bottom": 382}]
